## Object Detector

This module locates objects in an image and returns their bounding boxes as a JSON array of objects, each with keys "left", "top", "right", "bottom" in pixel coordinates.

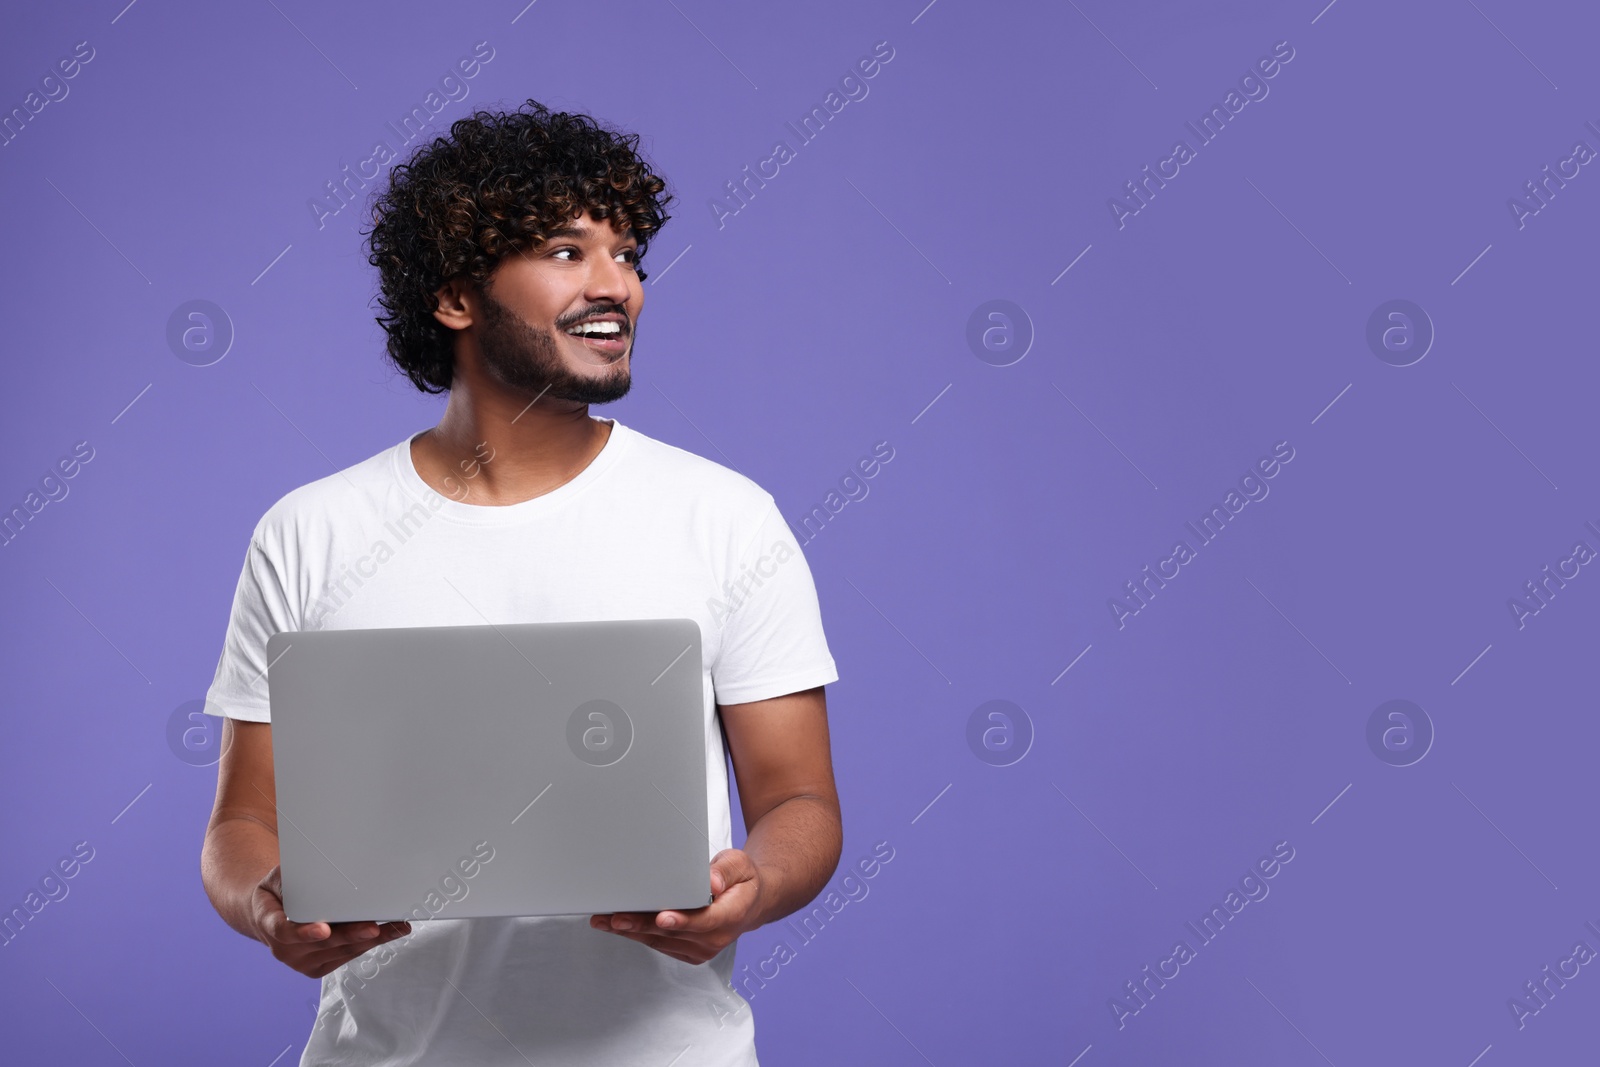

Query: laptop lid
[{"left": 265, "top": 618, "right": 712, "bottom": 923}]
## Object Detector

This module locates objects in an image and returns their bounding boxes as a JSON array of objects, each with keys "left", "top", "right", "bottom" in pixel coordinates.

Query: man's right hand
[{"left": 250, "top": 865, "right": 412, "bottom": 979}]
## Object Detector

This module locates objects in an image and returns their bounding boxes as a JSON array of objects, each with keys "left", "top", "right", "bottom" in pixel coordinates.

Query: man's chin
[
  {"left": 494, "top": 366, "right": 630, "bottom": 404},
  {"left": 560, "top": 375, "right": 632, "bottom": 405}
]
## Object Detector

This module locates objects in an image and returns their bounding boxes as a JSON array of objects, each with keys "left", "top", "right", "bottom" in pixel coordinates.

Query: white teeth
[{"left": 567, "top": 320, "right": 622, "bottom": 337}]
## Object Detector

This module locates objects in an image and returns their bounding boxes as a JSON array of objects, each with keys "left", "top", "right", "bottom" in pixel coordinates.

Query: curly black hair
[{"left": 364, "top": 100, "right": 673, "bottom": 393}]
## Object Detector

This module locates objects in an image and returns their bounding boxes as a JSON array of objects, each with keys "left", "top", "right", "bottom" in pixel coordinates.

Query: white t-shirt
[{"left": 203, "top": 417, "right": 838, "bottom": 1067}]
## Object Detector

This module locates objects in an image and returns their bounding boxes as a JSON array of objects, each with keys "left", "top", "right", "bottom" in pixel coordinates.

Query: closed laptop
[{"left": 265, "top": 617, "right": 712, "bottom": 923}]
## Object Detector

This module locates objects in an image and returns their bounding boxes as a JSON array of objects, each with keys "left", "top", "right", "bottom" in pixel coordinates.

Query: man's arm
[
  {"left": 201, "top": 717, "right": 412, "bottom": 978},
  {"left": 719, "top": 685, "right": 842, "bottom": 929},
  {"left": 589, "top": 685, "right": 842, "bottom": 962},
  {"left": 201, "top": 718, "right": 280, "bottom": 939}
]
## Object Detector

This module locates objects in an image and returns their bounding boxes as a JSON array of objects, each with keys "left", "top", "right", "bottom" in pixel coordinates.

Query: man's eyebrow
[{"left": 541, "top": 223, "right": 637, "bottom": 243}]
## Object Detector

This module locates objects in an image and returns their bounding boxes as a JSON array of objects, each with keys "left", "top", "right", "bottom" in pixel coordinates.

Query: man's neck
[{"left": 411, "top": 391, "right": 612, "bottom": 507}]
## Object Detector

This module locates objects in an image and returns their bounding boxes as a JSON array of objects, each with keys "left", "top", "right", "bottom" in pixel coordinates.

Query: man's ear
[{"left": 431, "top": 276, "right": 477, "bottom": 332}]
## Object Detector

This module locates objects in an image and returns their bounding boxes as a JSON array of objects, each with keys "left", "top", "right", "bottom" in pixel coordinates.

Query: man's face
[{"left": 472, "top": 211, "right": 643, "bottom": 406}]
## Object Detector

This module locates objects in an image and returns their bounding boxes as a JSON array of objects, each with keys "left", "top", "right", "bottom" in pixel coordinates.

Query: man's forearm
[
  {"left": 741, "top": 795, "right": 842, "bottom": 930},
  {"left": 200, "top": 815, "right": 280, "bottom": 942}
]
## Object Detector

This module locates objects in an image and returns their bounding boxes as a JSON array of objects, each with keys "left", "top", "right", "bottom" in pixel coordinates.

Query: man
[{"left": 199, "top": 100, "right": 843, "bottom": 1065}]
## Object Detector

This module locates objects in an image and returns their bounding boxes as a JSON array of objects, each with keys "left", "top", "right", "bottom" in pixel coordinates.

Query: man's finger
[
  {"left": 654, "top": 897, "right": 727, "bottom": 934},
  {"left": 302, "top": 923, "right": 411, "bottom": 966},
  {"left": 273, "top": 915, "right": 401, "bottom": 947},
  {"left": 606, "top": 919, "right": 694, "bottom": 944},
  {"left": 319, "top": 920, "right": 407, "bottom": 947},
  {"left": 283, "top": 918, "right": 360, "bottom": 944},
  {"left": 329, "top": 920, "right": 386, "bottom": 939}
]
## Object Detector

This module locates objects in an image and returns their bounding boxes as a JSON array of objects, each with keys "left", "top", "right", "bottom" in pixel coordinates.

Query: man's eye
[{"left": 551, "top": 248, "right": 638, "bottom": 265}]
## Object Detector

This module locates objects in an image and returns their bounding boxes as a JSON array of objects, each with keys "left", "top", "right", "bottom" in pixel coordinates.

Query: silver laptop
[{"left": 265, "top": 618, "right": 712, "bottom": 923}]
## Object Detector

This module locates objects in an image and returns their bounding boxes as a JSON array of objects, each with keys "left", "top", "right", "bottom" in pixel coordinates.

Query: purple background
[{"left": 3, "top": 0, "right": 1597, "bottom": 1063}]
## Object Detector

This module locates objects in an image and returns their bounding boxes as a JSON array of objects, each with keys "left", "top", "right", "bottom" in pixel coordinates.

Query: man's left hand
[{"left": 589, "top": 848, "right": 764, "bottom": 965}]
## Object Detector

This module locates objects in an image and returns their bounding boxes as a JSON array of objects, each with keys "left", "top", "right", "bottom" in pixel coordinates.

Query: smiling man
[{"left": 199, "top": 100, "right": 843, "bottom": 1066}]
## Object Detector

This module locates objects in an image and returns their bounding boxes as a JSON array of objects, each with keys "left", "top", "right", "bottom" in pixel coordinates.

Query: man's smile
[
  {"left": 564, "top": 314, "right": 629, "bottom": 357},
  {"left": 562, "top": 329, "right": 628, "bottom": 356}
]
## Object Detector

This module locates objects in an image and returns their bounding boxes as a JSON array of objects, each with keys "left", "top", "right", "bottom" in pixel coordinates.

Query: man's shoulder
[
  {"left": 247, "top": 438, "right": 401, "bottom": 552},
  {"left": 621, "top": 423, "right": 776, "bottom": 514}
]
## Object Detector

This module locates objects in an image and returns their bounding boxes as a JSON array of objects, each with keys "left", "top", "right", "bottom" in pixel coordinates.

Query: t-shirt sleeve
[
  {"left": 202, "top": 535, "right": 298, "bottom": 723},
  {"left": 710, "top": 495, "right": 839, "bottom": 706}
]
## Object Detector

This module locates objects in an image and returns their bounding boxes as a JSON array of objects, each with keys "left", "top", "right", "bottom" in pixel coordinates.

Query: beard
[{"left": 475, "top": 286, "right": 633, "bottom": 406}]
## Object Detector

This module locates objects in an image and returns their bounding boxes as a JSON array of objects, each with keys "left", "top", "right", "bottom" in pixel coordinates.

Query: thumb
[
  {"left": 710, "top": 849, "right": 753, "bottom": 897},
  {"left": 273, "top": 908, "right": 330, "bottom": 943},
  {"left": 256, "top": 866, "right": 328, "bottom": 941}
]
